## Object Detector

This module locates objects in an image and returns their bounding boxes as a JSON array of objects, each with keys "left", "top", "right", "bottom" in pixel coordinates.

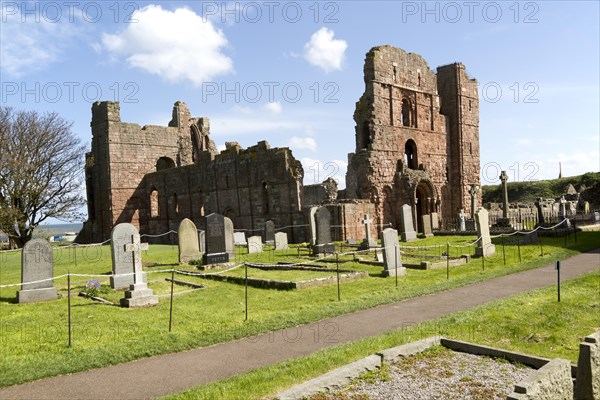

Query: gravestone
[
  {"left": 178, "top": 218, "right": 202, "bottom": 264},
  {"left": 595, "top": 212, "right": 600, "bottom": 223},
  {"left": 458, "top": 209, "right": 466, "bottom": 231},
  {"left": 275, "top": 232, "right": 289, "bottom": 250},
  {"left": 203, "top": 213, "right": 229, "bottom": 264},
  {"left": 422, "top": 214, "right": 433, "bottom": 238},
  {"left": 115, "top": 224, "right": 158, "bottom": 308},
  {"left": 225, "top": 217, "right": 235, "bottom": 260},
  {"left": 234, "top": 232, "right": 247, "bottom": 246},
  {"left": 264, "top": 220, "right": 275, "bottom": 244},
  {"left": 198, "top": 230, "right": 206, "bottom": 253},
  {"left": 535, "top": 198, "right": 545, "bottom": 225},
  {"left": 558, "top": 196, "right": 567, "bottom": 220},
  {"left": 431, "top": 212, "right": 439, "bottom": 230},
  {"left": 313, "top": 207, "right": 335, "bottom": 254},
  {"left": 360, "top": 214, "right": 378, "bottom": 249},
  {"left": 399, "top": 204, "right": 417, "bottom": 242},
  {"left": 17, "top": 239, "right": 58, "bottom": 303},
  {"left": 111, "top": 223, "right": 147, "bottom": 289},
  {"left": 308, "top": 206, "right": 318, "bottom": 245},
  {"left": 247, "top": 236, "right": 263, "bottom": 254},
  {"left": 380, "top": 228, "right": 406, "bottom": 277},
  {"left": 474, "top": 208, "right": 496, "bottom": 257}
]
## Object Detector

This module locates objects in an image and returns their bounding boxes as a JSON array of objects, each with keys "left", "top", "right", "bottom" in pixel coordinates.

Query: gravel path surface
[{"left": 313, "top": 346, "right": 533, "bottom": 400}]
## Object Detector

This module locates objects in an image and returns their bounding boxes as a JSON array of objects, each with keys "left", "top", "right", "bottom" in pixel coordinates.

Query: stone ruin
[{"left": 76, "top": 45, "right": 481, "bottom": 244}]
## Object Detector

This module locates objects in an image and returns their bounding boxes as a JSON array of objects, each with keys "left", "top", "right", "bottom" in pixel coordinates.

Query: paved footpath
[{"left": 2, "top": 250, "right": 599, "bottom": 399}]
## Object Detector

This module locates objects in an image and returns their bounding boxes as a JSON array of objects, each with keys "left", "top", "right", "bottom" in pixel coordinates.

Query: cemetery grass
[
  {"left": 163, "top": 271, "right": 600, "bottom": 400},
  {"left": 0, "top": 233, "right": 598, "bottom": 387}
]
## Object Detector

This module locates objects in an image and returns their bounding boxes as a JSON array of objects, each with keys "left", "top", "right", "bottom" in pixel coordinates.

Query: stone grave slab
[
  {"left": 475, "top": 208, "right": 496, "bottom": 257},
  {"left": 380, "top": 228, "right": 406, "bottom": 277},
  {"left": 234, "top": 232, "right": 247, "bottom": 245},
  {"left": 275, "top": 232, "right": 289, "bottom": 250},
  {"left": 203, "top": 213, "right": 229, "bottom": 264},
  {"left": 17, "top": 239, "right": 58, "bottom": 303},
  {"left": 313, "top": 206, "right": 335, "bottom": 254},
  {"left": 400, "top": 204, "right": 417, "bottom": 242},
  {"left": 247, "top": 236, "right": 263, "bottom": 254},
  {"left": 111, "top": 223, "right": 147, "bottom": 289},
  {"left": 178, "top": 218, "right": 202, "bottom": 264}
]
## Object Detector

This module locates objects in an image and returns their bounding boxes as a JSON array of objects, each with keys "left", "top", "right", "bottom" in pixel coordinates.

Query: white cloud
[
  {"left": 301, "top": 157, "right": 347, "bottom": 188},
  {"left": 1, "top": 11, "right": 80, "bottom": 77},
  {"left": 303, "top": 28, "right": 347, "bottom": 72},
  {"left": 101, "top": 5, "right": 233, "bottom": 86},
  {"left": 264, "top": 101, "right": 283, "bottom": 114},
  {"left": 288, "top": 136, "right": 317, "bottom": 152}
]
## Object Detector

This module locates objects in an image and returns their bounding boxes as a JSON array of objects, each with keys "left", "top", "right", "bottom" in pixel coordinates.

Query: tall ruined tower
[
  {"left": 437, "top": 63, "right": 480, "bottom": 218},
  {"left": 345, "top": 46, "right": 480, "bottom": 232}
]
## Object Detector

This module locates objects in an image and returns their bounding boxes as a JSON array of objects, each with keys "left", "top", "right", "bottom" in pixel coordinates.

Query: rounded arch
[
  {"left": 156, "top": 156, "right": 176, "bottom": 171},
  {"left": 404, "top": 139, "right": 418, "bottom": 169}
]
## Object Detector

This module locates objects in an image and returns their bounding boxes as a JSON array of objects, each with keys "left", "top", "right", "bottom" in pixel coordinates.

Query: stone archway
[{"left": 415, "top": 180, "right": 434, "bottom": 233}]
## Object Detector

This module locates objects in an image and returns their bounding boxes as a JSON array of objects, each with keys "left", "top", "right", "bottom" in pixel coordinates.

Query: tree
[{"left": 0, "top": 107, "right": 86, "bottom": 248}]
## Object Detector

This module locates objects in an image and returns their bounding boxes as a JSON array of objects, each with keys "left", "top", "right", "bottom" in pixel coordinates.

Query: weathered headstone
[
  {"left": 111, "top": 223, "right": 147, "bottom": 289},
  {"left": 431, "top": 212, "right": 439, "bottom": 230},
  {"left": 264, "top": 220, "right": 275, "bottom": 244},
  {"left": 17, "top": 239, "right": 58, "bottom": 303},
  {"left": 116, "top": 224, "right": 158, "bottom": 308},
  {"left": 475, "top": 208, "right": 496, "bottom": 257},
  {"left": 595, "top": 212, "right": 600, "bottom": 223},
  {"left": 308, "top": 206, "right": 318, "bottom": 245},
  {"left": 535, "top": 198, "right": 545, "bottom": 225},
  {"left": 399, "top": 204, "right": 417, "bottom": 242},
  {"left": 275, "top": 232, "right": 289, "bottom": 250},
  {"left": 198, "top": 230, "right": 205, "bottom": 253},
  {"left": 313, "top": 206, "right": 335, "bottom": 254},
  {"left": 247, "top": 236, "right": 263, "bottom": 254},
  {"left": 225, "top": 217, "right": 235, "bottom": 260},
  {"left": 203, "top": 213, "right": 229, "bottom": 264},
  {"left": 234, "top": 232, "right": 247, "bottom": 245},
  {"left": 380, "top": 228, "right": 406, "bottom": 277},
  {"left": 458, "top": 209, "right": 466, "bottom": 231},
  {"left": 422, "top": 214, "right": 433, "bottom": 238},
  {"left": 360, "top": 213, "right": 378, "bottom": 249},
  {"left": 178, "top": 218, "right": 202, "bottom": 264},
  {"left": 558, "top": 196, "right": 567, "bottom": 220}
]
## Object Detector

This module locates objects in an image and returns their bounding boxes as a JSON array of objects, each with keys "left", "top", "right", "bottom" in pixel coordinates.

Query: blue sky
[{"left": 1, "top": 1, "right": 599, "bottom": 223}]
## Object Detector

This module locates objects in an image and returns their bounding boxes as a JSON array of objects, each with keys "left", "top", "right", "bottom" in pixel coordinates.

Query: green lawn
[
  {"left": 163, "top": 271, "right": 600, "bottom": 400},
  {"left": 0, "top": 232, "right": 598, "bottom": 388}
]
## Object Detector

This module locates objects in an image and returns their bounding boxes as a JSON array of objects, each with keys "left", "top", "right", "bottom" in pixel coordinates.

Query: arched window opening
[
  {"left": 404, "top": 140, "right": 418, "bottom": 169},
  {"left": 156, "top": 157, "right": 176, "bottom": 171},
  {"left": 150, "top": 189, "right": 159, "bottom": 218}
]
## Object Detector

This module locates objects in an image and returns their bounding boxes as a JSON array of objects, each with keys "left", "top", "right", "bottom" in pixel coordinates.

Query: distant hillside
[{"left": 481, "top": 172, "right": 600, "bottom": 207}]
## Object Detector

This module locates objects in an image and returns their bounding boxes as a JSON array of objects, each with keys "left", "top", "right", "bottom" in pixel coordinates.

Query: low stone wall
[
  {"left": 575, "top": 330, "right": 600, "bottom": 400},
  {"left": 507, "top": 358, "right": 573, "bottom": 400}
]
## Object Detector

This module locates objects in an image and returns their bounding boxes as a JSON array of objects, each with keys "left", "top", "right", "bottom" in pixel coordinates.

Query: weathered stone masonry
[
  {"left": 77, "top": 45, "right": 481, "bottom": 243},
  {"left": 345, "top": 46, "right": 480, "bottom": 232}
]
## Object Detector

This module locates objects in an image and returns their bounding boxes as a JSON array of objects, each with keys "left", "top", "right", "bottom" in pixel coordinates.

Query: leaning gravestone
[
  {"left": 431, "top": 212, "right": 439, "bottom": 230},
  {"left": 203, "top": 213, "right": 229, "bottom": 264},
  {"left": 178, "top": 218, "right": 202, "bottom": 264},
  {"left": 264, "top": 220, "right": 275, "bottom": 244},
  {"left": 380, "top": 228, "right": 406, "bottom": 277},
  {"left": 313, "top": 207, "right": 335, "bottom": 254},
  {"left": 422, "top": 214, "right": 433, "bottom": 238},
  {"left": 247, "top": 236, "right": 263, "bottom": 254},
  {"left": 308, "top": 206, "right": 318, "bottom": 245},
  {"left": 234, "top": 232, "right": 247, "bottom": 246},
  {"left": 400, "top": 204, "right": 417, "bottom": 242},
  {"left": 110, "top": 223, "right": 158, "bottom": 308},
  {"left": 111, "top": 223, "right": 147, "bottom": 289},
  {"left": 275, "top": 232, "right": 289, "bottom": 250},
  {"left": 475, "top": 208, "right": 496, "bottom": 257},
  {"left": 17, "top": 239, "right": 58, "bottom": 303},
  {"left": 225, "top": 217, "right": 235, "bottom": 260}
]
